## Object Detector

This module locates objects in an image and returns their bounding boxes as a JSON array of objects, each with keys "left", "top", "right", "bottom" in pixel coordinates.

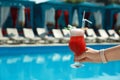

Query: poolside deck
[{"left": 0, "top": 42, "right": 120, "bottom": 47}]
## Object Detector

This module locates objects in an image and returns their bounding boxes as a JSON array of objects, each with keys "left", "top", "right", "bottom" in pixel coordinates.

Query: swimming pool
[{"left": 0, "top": 44, "right": 120, "bottom": 80}]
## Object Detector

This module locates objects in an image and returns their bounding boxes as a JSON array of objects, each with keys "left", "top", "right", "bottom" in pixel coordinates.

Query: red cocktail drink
[
  {"left": 69, "top": 28, "right": 86, "bottom": 68},
  {"left": 69, "top": 36, "right": 86, "bottom": 56}
]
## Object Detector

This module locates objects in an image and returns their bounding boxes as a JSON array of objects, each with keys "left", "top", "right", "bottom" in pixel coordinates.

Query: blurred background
[{"left": 0, "top": 0, "right": 120, "bottom": 44}]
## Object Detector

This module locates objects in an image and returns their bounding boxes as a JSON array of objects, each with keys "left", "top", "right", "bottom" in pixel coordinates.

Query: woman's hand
[{"left": 74, "top": 47, "right": 102, "bottom": 63}]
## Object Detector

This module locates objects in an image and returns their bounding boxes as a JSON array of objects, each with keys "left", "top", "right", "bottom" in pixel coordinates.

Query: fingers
[
  {"left": 74, "top": 52, "right": 87, "bottom": 61},
  {"left": 79, "top": 57, "right": 91, "bottom": 63},
  {"left": 74, "top": 47, "right": 93, "bottom": 62},
  {"left": 74, "top": 47, "right": 99, "bottom": 63}
]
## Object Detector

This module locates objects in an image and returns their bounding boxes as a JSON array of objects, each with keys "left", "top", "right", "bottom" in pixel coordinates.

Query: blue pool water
[{"left": 0, "top": 44, "right": 120, "bottom": 80}]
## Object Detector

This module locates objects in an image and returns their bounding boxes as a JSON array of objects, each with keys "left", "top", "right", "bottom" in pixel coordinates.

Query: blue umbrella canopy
[
  {"left": 106, "top": 4, "right": 120, "bottom": 9},
  {"left": 78, "top": 2, "right": 104, "bottom": 8}
]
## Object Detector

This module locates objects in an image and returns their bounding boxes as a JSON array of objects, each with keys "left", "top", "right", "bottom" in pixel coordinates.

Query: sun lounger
[
  {"left": 0, "top": 28, "right": 9, "bottom": 44},
  {"left": 7, "top": 28, "right": 25, "bottom": 44},
  {"left": 36, "top": 28, "right": 59, "bottom": 43},
  {"left": 107, "top": 29, "right": 120, "bottom": 42},
  {"left": 85, "top": 28, "right": 97, "bottom": 43},
  {"left": 52, "top": 29, "right": 70, "bottom": 43},
  {"left": 62, "top": 29, "right": 71, "bottom": 37},
  {"left": 23, "top": 28, "right": 41, "bottom": 44},
  {"left": 97, "top": 29, "right": 109, "bottom": 42}
]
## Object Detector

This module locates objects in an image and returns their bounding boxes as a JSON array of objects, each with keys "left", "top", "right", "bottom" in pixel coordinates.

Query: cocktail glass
[{"left": 69, "top": 28, "right": 86, "bottom": 68}]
